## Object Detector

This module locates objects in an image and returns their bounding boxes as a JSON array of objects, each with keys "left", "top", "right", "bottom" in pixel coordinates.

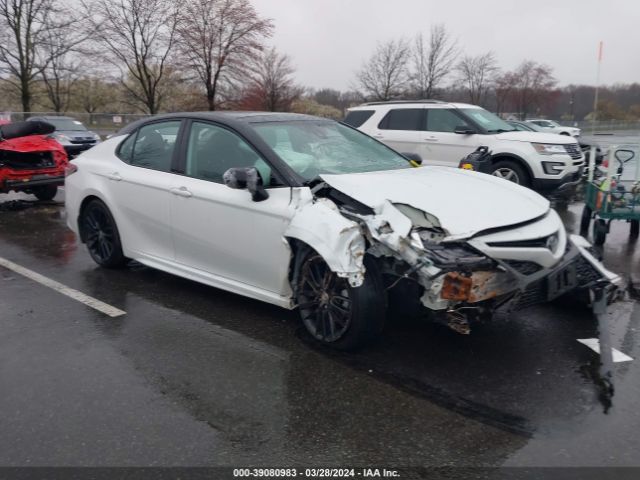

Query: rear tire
[
  {"left": 631, "top": 220, "right": 639, "bottom": 238},
  {"left": 295, "top": 249, "right": 386, "bottom": 351},
  {"left": 593, "top": 219, "right": 607, "bottom": 246},
  {"left": 80, "top": 199, "right": 127, "bottom": 268},
  {"left": 33, "top": 185, "right": 58, "bottom": 201},
  {"left": 490, "top": 160, "right": 530, "bottom": 187}
]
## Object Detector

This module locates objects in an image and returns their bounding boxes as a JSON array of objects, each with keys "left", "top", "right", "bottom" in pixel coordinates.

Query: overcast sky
[{"left": 251, "top": 0, "right": 639, "bottom": 91}]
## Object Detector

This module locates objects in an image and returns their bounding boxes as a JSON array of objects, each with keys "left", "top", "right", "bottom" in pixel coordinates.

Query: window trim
[
  {"left": 174, "top": 119, "right": 289, "bottom": 189},
  {"left": 115, "top": 119, "right": 185, "bottom": 174},
  {"left": 425, "top": 108, "right": 474, "bottom": 133},
  {"left": 377, "top": 108, "right": 427, "bottom": 131}
]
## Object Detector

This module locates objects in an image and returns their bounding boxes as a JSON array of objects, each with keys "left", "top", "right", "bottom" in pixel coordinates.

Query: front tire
[
  {"left": 33, "top": 185, "right": 58, "bottom": 201},
  {"left": 295, "top": 250, "right": 386, "bottom": 351},
  {"left": 490, "top": 160, "right": 530, "bottom": 187},
  {"left": 80, "top": 199, "right": 127, "bottom": 268}
]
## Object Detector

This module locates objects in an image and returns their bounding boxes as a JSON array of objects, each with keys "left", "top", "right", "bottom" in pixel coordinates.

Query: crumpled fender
[{"left": 285, "top": 198, "right": 366, "bottom": 287}]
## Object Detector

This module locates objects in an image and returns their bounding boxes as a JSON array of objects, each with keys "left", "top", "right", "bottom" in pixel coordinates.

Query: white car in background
[
  {"left": 526, "top": 119, "right": 581, "bottom": 137},
  {"left": 65, "top": 112, "right": 619, "bottom": 350},
  {"left": 344, "top": 101, "right": 584, "bottom": 192}
]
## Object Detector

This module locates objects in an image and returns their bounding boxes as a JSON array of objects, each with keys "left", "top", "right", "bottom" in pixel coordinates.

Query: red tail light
[{"left": 65, "top": 163, "right": 78, "bottom": 177}]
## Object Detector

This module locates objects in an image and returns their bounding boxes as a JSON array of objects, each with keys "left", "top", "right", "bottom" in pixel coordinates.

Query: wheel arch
[
  {"left": 283, "top": 201, "right": 367, "bottom": 289},
  {"left": 490, "top": 153, "right": 534, "bottom": 183},
  {"left": 77, "top": 194, "right": 112, "bottom": 243}
]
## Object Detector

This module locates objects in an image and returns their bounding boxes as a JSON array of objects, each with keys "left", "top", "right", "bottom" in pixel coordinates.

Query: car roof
[
  {"left": 348, "top": 101, "right": 481, "bottom": 111},
  {"left": 33, "top": 116, "right": 77, "bottom": 120},
  {"left": 117, "top": 111, "right": 325, "bottom": 135}
]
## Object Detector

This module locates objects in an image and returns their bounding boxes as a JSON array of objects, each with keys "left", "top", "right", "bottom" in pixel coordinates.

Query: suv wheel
[
  {"left": 490, "top": 160, "right": 530, "bottom": 187},
  {"left": 295, "top": 249, "right": 386, "bottom": 351}
]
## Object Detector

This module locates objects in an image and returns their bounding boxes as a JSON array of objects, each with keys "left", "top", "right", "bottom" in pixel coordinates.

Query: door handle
[
  {"left": 107, "top": 172, "right": 122, "bottom": 181},
  {"left": 170, "top": 186, "right": 193, "bottom": 198},
  {"left": 373, "top": 134, "right": 384, "bottom": 139},
  {"left": 424, "top": 137, "right": 438, "bottom": 142}
]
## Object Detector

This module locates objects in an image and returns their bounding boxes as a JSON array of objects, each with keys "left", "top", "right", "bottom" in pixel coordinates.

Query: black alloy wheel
[
  {"left": 298, "top": 254, "right": 352, "bottom": 343},
  {"left": 81, "top": 200, "right": 127, "bottom": 268}
]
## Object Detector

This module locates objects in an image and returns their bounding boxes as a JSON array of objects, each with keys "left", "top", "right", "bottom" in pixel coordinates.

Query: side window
[
  {"left": 378, "top": 109, "right": 426, "bottom": 131},
  {"left": 426, "top": 109, "right": 470, "bottom": 133},
  {"left": 343, "top": 110, "right": 375, "bottom": 128},
  {"left": 117, "top": 132, "right": 137, "bottom": 162},
  {"left": 129, "top": 121, "right": 181, "bottom": 172},
  {"left": 185, "top": 122, "right": 267, "bottom": 185}
]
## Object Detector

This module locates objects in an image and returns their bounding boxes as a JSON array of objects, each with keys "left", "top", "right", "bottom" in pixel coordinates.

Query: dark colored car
[
  {"left": 27, "top": 116, "right": 101, "bottom": 157},
  {"left": 0, "top": 121, "right": 68, "bottom": 201}
]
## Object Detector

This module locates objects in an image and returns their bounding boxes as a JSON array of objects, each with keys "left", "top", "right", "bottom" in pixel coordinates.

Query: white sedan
[
  {"left": 65, "top": 112, "right": 618, "bottom": 349},
  {"left": 526, "top": 119, "right": 581, "bottom": 137}
]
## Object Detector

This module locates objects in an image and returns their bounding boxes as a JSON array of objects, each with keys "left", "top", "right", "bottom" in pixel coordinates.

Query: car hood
[
  {"left": 320, "top": 167, "right": 550, "bottom": 239},
  {"left": 495, "top": 131, "right": 577, "bottom": 144}
]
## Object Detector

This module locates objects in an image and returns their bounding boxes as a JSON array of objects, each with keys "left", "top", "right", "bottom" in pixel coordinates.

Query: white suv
[{"left": 345, "top": 101, "right": 584, "bottom": 192}]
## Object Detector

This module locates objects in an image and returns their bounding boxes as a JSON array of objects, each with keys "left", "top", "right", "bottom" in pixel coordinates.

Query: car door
[
  {"left": 105, "top": 120, "right": 183, "bottom": 261},
  {"left": 169, "top": 120, "right": 296, "bottom": 295},
  {"left": 423, "top": 108, "right": 483, "bottom": 167},
  {"left": 369, "top": 108, "right": 431, "bottom": 160}
]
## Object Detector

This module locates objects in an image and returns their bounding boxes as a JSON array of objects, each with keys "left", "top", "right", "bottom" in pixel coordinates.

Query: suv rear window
[
  {"left": 343, "top": 110, "right": 375, "bottom": 128},
  {"left": 378, "top": 109, "right": 426, "bottom": 131}
]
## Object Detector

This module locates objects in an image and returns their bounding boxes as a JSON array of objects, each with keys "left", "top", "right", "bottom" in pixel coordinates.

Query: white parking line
[{"left": 0, "top": 256, "right": 126, "bottom": 318}]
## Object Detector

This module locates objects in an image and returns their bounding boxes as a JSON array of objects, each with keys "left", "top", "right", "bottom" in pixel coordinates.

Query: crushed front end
[{"left": 330, "top": 194, "right": 622, "bottom": 334}]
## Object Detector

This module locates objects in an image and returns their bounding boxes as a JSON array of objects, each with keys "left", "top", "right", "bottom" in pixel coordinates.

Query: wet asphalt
[{"left": 0, "top": 184, "right": 639, "bottom": 470}]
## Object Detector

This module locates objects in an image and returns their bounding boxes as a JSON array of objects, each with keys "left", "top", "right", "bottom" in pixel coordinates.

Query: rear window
[
  {"left": 343, "top": 110, "right": 374, "bottom": 128},
  {"left": 378, "top": 109, "right": 426, "bottom": 131}
]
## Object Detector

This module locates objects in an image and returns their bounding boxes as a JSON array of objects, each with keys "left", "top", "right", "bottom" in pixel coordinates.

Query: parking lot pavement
[{"left": 1, "top": 189, "right": 639, "bottom": 468}]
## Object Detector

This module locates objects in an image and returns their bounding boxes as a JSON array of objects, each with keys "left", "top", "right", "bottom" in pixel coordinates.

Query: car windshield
[
  {"left": 251, "top": 120, "right": 411, "bottom": 181},
  {"left": 46, "top": 118, "right": 88, "bottom": 131},
  {"left": 458, "top": 108, "right": 516, "bottom": 133}
]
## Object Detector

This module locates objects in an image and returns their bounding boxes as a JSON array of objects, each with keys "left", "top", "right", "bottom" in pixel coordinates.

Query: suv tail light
[{"left": 65, "top": 163, "right": 78, "bottom": 177}]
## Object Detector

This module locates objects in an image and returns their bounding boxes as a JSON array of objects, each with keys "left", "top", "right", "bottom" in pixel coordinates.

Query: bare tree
[
  {"left": 509, "top": 61, "right": 557, "bottom": 119},
  {"left": 85, "top": 0, "right": 181, "bottom": 114},
  {"left": 411, "top": 24, "right": 458, "bottom": 99},
  {"left": 0, "top": 0, "right": 81, "bottom": 112},
  {"left": 355, "top": 39, "right": 410, "bottom": 101},
  {"left": 494, "top": 71, "right": 516, "bottom": 115},
  {"left": 73, "top": 76, "right": 116, "bottom": 123},
  {"left": 176, "top": 0, "right": 273, "bottom": 111},
  {"left": 456, "top": 52, "right": 498, "bottom": 106},
  {"left": 240, "top": 47, "right": 300, "bottom": 111},
  {"left": 40, "top": 27, "right": 85, "bottom": 113}
]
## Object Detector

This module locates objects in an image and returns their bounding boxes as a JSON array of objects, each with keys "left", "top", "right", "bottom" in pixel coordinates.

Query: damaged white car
[{"left": 65, "top": 113, "right": 621, "bottom": 350}]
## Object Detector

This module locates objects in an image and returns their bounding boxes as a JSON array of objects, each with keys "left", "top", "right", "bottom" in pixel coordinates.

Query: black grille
[
  {"left": 576, "top": 257, "right": 603, "bottom": 286},
  {"left": 504, "top": 260, "right": 543, "bottom": 275},
  {"left": 0, "top": 150, "right": 55, "bottom": 169},
  {"left": 564, "top": 143, "right": 583, "bottom": 160},
  {"left": 514, "top": 280, "right": 547, "bottom": 309},
  {"left": 488, "top": 234, "right": 555, "bottom": 249}
]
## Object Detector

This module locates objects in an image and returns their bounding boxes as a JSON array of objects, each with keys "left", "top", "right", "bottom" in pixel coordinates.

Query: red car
[{"left": 0, "top": 120, "right": 68, "bottom": 201}]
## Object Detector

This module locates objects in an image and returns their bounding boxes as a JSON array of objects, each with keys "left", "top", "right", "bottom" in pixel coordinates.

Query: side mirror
[
  {"left": 223, "top": 167, "right": 269, "bottom": 202},
  {"left": 454, "top": 126, "right": 476, "bottom": 135},
  {"left": 401, "top": 152, "right": 422, "bottom": 165}
]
